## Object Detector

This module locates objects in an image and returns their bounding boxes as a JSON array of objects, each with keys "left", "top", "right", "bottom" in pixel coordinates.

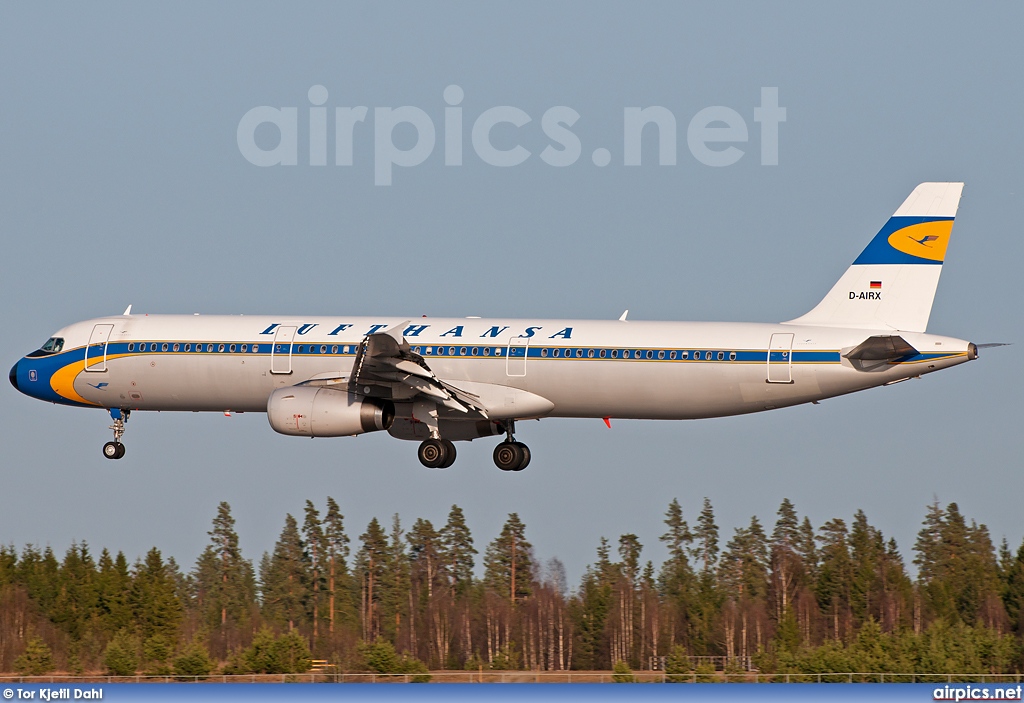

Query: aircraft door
[
  {"left": 506, "top": 337, "right": 528, "bottom": 377},
  {"left": 84, "top": 324, "right": 114, "bottom": 372},
  {"left": 767, "top": 332, "right": 794, "bottom": 384},
  {"left": 271, "top": 326, "right": 297, "bottom": 374}
]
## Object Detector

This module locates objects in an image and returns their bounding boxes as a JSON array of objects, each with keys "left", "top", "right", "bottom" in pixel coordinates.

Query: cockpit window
[{"left": 40, "top": 337, "right": 65, "bottom": 353}]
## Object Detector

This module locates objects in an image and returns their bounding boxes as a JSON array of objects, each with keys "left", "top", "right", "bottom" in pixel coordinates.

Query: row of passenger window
[
  {"left": 127, "top": 342, "right": 261, "bottom": 354},
  {"left": 411, "top": 346, "right": 739, "bottom": 361},
  {"left": 124, "top": 342, "right": 740, "bottom": 362}
]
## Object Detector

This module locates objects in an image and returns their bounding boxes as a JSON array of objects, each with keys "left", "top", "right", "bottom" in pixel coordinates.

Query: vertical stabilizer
[{"left": 785, "top": 182, "right": 964, "bottom": 332}]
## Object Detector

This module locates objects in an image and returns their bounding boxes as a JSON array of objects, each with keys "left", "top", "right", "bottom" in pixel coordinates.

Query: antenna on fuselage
[
  {"left": 618, "top": 310, "right": 629, "bottom": 321},
  {"left": 122, "top": 305, "right": 133, "bottom": 316}
]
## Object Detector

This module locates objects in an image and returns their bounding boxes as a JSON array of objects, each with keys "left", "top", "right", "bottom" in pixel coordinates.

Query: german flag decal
[{"left": 870, "top": 281, "right": 882, "bottom": 289}]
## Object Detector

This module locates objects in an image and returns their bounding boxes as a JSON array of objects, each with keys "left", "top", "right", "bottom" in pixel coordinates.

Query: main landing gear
[
  {"left": 102, "top": 408, "right": 129, "bottom": 460},
  {"left": 417, "top": 438, "right": 457, "bottom": 469},
  {"left": 493, "top": 421, "right": 530, "bottom": 472},
  {"left": 415, "top": 421, "right": 531, "bottom": 472}
]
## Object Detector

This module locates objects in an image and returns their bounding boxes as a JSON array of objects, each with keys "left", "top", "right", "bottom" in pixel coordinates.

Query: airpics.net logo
[{"left": 236, "top": 85, "right": 786, "bottom": 185}]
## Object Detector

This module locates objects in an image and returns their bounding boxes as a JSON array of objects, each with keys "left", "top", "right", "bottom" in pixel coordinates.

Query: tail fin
[{"left": 785, "top": 182, "right": 964, "bottom": 332}]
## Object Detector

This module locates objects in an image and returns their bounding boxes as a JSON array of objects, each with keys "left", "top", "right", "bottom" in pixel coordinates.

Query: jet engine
[{"left": 267, "top": 387, "right": 394, "bottom": 437}]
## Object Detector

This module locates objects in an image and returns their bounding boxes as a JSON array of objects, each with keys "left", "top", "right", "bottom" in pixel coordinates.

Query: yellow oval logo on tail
[{"left": 887, "top": 220, "right": 953, "bottom": 262}]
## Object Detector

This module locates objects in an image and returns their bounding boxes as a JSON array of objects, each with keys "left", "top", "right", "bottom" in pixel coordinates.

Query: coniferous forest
[{"left": 2, "top": 497, "right": 1023, "bottom": 677}]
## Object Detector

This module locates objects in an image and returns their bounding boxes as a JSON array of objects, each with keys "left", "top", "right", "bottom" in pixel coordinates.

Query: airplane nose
[{"left": 9, "top": 362, "right": 19, "bottom": 392}]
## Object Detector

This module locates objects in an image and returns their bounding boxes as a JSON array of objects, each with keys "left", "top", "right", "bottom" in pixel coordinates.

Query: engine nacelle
[{"left": 267, "top": 387, "right": 394, "bottom": 437}]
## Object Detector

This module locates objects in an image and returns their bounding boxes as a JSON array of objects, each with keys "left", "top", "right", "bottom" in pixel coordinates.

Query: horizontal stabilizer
[{"left": 843, "top": 335, "right": 918, "bottom": 361}]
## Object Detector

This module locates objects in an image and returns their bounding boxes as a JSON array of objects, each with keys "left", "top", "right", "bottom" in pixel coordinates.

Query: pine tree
[
  {"left": 795, "top": 517, "right": 818, "bottom": 582},
  {"left": 658, "top": 498, "right": 695, "bottom": 635},
  {"left": 816, "top": 518, "right": 851, "bottom": 640},
  {"left": 96, "top": 548, "right": 132, "bottom": 636},
  {"left": 914, "top": 500, "right": 945, "bottom": 584},
  {"left": 770, "top": 499, "right": 802, "bottom": 622},
  {"left": 356, "top": 517, "right": 390, "bottom": 640},
  {"left": 193, "top": 501, "right": 257, "bottom": 652},
  {"left": 384, "top": 514, "right": 411, "bottom": 642},
  {"left": 14, "top": 636, "right": 54, "bottom": 676},
  {"left": 130, "top": 547, "right": 183, "bottom": 643},
  {"left": 573, "top": 538, "right": 616, "bottom": 669},
  {"left": 303, "top": 500, "right": 326, "bottom": 642},
  {"left": 848, "top": 509, "right": 881, "bottom": 625},
  {"left": 440, "top": 505, "right": 476, "bottom": 595},
  {"left": 691, "top": 497, "right": 719, "bottom": 574},
  {"left": 323, "top": 496, "right": 350, "bottom": 636},
  {"left": 688, "top": 498, "right": 722, "bottom": 655},
  {"left": 484, "top": 513, "right": 533, "bottom": 603},
  {"left": 1002, "top": 538, "right": 1024, "bottom": 634},
  {"left": 51, "top": 542, "right": 98, "bottom": 641},
  {"left": 408, "top": 518, "right": 443, "bottom": 600},
  {"left": 262, "top": 513, "right": 309, "bottom": 631}
]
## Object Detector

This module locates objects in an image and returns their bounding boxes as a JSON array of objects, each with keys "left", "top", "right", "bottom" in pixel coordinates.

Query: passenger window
[
  {"left": 705, "top": 351, "right": 713, "bottom": 360},
  {"left": 646, "top": 350, "right": 654, "bottom": 359},
  {"left": 729, "top": 352, "right": 737, "bottom": 361},
  {"left": 173, "top": 343, "right": 180, "bottom": 352},
  {"left": 540, "top": 348, "right": 548, "bottom": 357},
  {"left": 448, "top": 347, "right": 455, "bottom": 356},
  {"left": 184, "top": 344, "right": 191, "bottom": 352},
  {"left": 460, "top": 347, "right": 467, "bottom": 356},
  {"left": 599, "top": 349, "right": 606, "bottom": 358},
  {"left": 669, "top": 351, "right": 677, "bottom": 360},
  {"left": 230, "top": 344, "right": 237, "bottom": 353},
  {"left": 611, "top": 350, "right": 619, "bottom": 359},
  {"left": 241, "top": 344, "right": 247, "bottom": 353},
  {"left": 332, "top": 345, "right": 338, "bottom": 354},
  {"left": 575, "top": 349, "right": 583, "bottom": 358},
  {"left": 471, "top": 347, "right": 478, "bottom": 356},
  {"left": 682, "top": 351, "right": 688, "bottom": 359},
  {"left": 658, "top": 350, "right": 665, "bottom": 360},
  {"left": 484, "top": 347, "right": 491, "bottom": 356},
  {"left": 128, "top": 343, "right": 135, "bottom": 352},
  {"left": 587, "top": 349, "right": 594, "bottom": 358},
  {"left": 717, "top": 351, "right": 724, "bottom": 360},
  {"left": 162, "top": 343, "right": 169, "bottom": 352},
  {"left": 207, "top": 344, "right": 214, "bottom": 352},
  {"left": 218, "top": 344, "right": 226, "bottom": 353},
  {"left": 320, "top": 345, "right": 327, "bottom": 354}
]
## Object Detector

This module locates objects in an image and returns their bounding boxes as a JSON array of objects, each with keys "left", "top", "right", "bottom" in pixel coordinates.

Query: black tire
[
  {"left": 513, "top": 443, "right": 530, "bottom": 471},
  {"left": 103, "top": 441, "right": 122, "bottom": 460},
  {"left": 438, "top": 440, "right": 457, "bottom": 469},
  {"left": 115, "top": 443, "right": 126, "bottom": 459},
  {"left": 493, "top": 441, "right": 523, "bottom": 471},
  {"left": 418, "top": 439, "right": 446, "bottom": 469}
]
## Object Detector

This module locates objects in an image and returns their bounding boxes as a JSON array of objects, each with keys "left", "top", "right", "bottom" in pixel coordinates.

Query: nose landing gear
[{"left": 102, "top": 408, "right": 129, "bottom": 460}]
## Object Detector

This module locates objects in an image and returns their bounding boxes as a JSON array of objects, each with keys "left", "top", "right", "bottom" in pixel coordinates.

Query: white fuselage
[{"left": 13, "top": 314, "right": 972, "bottom": 423}]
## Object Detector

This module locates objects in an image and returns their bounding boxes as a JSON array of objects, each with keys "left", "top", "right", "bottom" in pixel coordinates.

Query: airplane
[{"left": 10, "top": 182, "right": 985, "bottom": 471}]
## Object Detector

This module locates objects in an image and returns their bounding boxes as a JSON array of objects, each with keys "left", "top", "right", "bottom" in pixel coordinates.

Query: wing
[{"left": 309, "top": 322, "right": 490, "bottom": 416}]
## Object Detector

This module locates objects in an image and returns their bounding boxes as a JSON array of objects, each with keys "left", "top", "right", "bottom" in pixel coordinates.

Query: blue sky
[{"left": 1, "top": 2, "right": 1021, "bottom": 584}]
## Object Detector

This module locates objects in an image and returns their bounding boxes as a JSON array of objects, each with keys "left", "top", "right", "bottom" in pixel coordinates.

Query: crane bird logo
[{"left": 913, "top": 234, "right": 940, "bottom": 247}]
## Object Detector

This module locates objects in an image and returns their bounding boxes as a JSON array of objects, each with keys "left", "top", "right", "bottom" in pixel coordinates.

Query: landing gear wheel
[
  {"left": 418, "top": 439, "right": 455, "bottom": 469},
  {"left": 103, "top": 441, "right": 125, "bottom": 460},
  {"left": 493, "top": 441, "right": 530, "bottom": 471},
  {"left": 514, "top": 443, "right": 530, "bottom": 471},
  {"left": 438, "top": 440, "right": 457, "bottom": 468}
]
